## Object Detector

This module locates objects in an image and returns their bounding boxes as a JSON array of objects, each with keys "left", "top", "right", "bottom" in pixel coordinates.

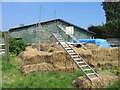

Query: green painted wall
[{"left": 9, "top": 21, "right": 93, "bottom": 44}]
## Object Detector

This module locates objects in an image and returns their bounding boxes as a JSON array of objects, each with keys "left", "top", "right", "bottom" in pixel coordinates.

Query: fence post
[{"left": 5, "top": 32, "right": 10, "bottom": 64}]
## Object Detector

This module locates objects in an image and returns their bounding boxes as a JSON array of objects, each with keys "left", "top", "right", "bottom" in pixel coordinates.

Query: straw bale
[
  {"left": 19, "top": 49, "right": 52, "bottom": 65},
  {"left": 85, "top": 43, "right": 99, "bottom": 49},
  {"left": 53, "top": 61, "right": 78, "bottom": 72},
  {"left": 22, "top": 61, "right": 78, "bottom": 75},
  {"left": 19, "top": 43, "right": 119, "bottom": 75},
  {"left": 21, "top": 62, "right": 55, "bottom": 75},
  {"left": 72, "top": 71, "right": 118, "bottom": 88}
]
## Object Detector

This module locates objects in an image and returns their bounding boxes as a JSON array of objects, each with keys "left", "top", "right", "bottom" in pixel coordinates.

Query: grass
[
  {"left": 94, "top": 65, "right": 118, "bottom": 75},
  {"left": 108, "top": 80, "right": 120, "bottom": 88},
  {"left": 2, "top": 54, "right": 119, "bottom": 88},
  {"left": 2, "top": 54, "right": 83, "bottom": 88}
]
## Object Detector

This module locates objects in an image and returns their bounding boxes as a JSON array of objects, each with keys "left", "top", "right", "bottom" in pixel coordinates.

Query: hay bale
[
  {"left": 85, "top": 43, "right": 98, "bottom": 49},
  {"left": 19, "top": 50, "right": 53, "bottom": 65},
  {"left": 53, "top": 61, "right": 78, "bottom": 72},
  {"left": 91, "top": 47, "right": 119, "bottom": 66},
  {"left": 74, "top": 47, "right": 93, "bottom": 65},
  {"left": 52, "top": 51, "right": 69, "bottom": 62},
  {"left": 53, "top": 62, "right": 66, "bottom": 71},
  {"left": 72, "top": 47, "right": 119, "bottom": 67},
  {"left": 21, "top": 62, "right": 55, "bottom": 75},
  {"left": 19, "top": 43, "right": 119, "bottom": 75},
  {"left": 21, "top": 61, "right": 78, "bottom": 75},
  {"left": 20, "top": 45, "right": 119, "bottom": 67},
  {"left": 72, "top": 72, "right": 118, "bottom": 88},
  {"left": 31, "top": 43, "right": 64, "bottom": 52}
]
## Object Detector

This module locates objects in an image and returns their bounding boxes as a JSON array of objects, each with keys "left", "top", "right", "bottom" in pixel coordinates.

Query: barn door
[{"left": 66, "top": 26, "right": 74, "bottom": 35}]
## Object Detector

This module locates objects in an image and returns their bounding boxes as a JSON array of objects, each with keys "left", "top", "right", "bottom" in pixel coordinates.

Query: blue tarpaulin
[{"left": 72, "top": 39, "right": 111, "bottom": 47}]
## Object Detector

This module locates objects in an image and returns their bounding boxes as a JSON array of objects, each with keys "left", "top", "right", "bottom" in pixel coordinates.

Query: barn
[{"left": 9, "top": 19, "right": 95, "bottom": 44}]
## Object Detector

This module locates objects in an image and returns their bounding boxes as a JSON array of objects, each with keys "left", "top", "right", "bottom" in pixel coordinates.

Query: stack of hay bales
[
  {"left": 20, "top": 45, "right": 78, "bottom": 75},
  {"left": 19, "top": 43, "right": 119, "bottom": 75},
  {"left": 74, "top": 44, "right": 119, "bottom": 67},
  {"left": 91, "top": 47, "right": 119, "bottom": 66}
]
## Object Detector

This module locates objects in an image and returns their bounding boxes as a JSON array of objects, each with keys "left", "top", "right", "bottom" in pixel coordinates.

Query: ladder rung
[
  {"left": 69, "top": 53, "right": 76, "bottom": 54},
  {"left": 59, "top": 41, "right": 64, "bottom": 42},
  {"left": 65, "top": 48, "right": 72, "bottom": 50},
  {"left": 58, "top": 39, "right": 63, "bottom": 41},
  {"left": 90, "top": 77, "right": 98, "bottom": 80},
  {"left": 57, "top": 38, "right": 63, "bottom": 39},
  {"left": 77, "top": 62, "right": 84, "bottom": 64},
  {"left": 57, "top": 36, "right": 62, "bottom": 38},
  {"left": 67, "top": 50, "right": 73, "bottom": 52},
  {"left": 74, "top": 58, "right": 82, "bottom": 60},
  {"left": 86, "top": 73, "right": 95, "bottom": 76},
  {"left": 71, "top": 55, "right": 79, "bottom": 57},
  {"left": 58, "top": 38, "right": 63, "bottom": 39},
  {"left": 60, "top": 42, "right": 66, "bottom": 45},
  {"left": 53, "top": 33, "right": 102, "bottom": 81},
  {"left": 63, "top": 46, "right": 69, "bottom": 48},
  {"left": 80, "top": 65, "right": 88, "bottom": 67},
  {"left": 83, "top": 69, "right": 91, "bottom": 71}
]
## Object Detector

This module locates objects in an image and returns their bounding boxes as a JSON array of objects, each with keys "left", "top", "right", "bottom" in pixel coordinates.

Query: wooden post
[{"left": 5, "top": 32, "right": 10, "bottom": 64}]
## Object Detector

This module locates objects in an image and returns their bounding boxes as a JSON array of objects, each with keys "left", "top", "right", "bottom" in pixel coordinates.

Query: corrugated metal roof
[{"left": 9, "top": 19, "right": 95, "bottom": 34}]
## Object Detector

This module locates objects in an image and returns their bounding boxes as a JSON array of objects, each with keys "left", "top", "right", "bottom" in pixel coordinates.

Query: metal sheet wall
[{"left": 9, "top": 21, "right": 93, "bottom": 44}]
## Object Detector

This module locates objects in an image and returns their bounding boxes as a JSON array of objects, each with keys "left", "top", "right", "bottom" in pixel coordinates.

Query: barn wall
[
  {"left": 57, "top": 21, "right": 93, "bottom": 39},
  {"left": 9, "top": 21, "right": 93, "bottom": 44}
]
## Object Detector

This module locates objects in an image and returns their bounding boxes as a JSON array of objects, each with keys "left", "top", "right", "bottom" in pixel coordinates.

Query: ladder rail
[
  {"left": 57, "top": 25, "right": 88, "bottom": 50},
  {"left": 53, "top": 34, "right": 91, "bottom": 81},
  {"left": 54, "top": 33, "right": 102, "bottom": 80},
  {"left": 53, "top": 33, "right": 102, "bottom": 81}
]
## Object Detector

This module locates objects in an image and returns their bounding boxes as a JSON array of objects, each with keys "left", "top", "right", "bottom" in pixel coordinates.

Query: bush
[
  {"left": 88, "top": 25, "right": 107, "bottom": 38},
  {"left": 9, "top": 38, "right": 26, "bottom": 55}
]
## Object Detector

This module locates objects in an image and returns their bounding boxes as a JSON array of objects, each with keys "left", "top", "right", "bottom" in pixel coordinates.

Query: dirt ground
[{"left": 19, "top": 43, "right": 119, "bottom": 75}]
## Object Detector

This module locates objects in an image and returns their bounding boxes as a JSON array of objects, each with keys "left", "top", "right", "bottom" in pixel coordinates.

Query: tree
[
  {"left": 88, "top": 25, "right": 107, "bottom": 38},
  {"left": 102, "top": 1, "right": 120, "bottom": 38},
  {"left": 102, "top": 1, "right": 120, "bottom": 21}
]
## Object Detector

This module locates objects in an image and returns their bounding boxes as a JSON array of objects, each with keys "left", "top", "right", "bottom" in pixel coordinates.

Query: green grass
[
  {"left": 108, "top": 80, "right": 120, "bottom": 88},
  {"left": 94, "top": 65, "right": 118, "bottom": 75},
  {"left": 2, "top": 54, "right": 119, "bottom": 88},
  {"left": 2, "top": 54, "right": 83, "bottom": 88}
]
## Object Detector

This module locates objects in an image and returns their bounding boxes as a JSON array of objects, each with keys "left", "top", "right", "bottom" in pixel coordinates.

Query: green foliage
[
  {"left": 108, "top": 80, "right": 120, "bottom": 88},
  {"left": 102, "top": 1, "right": 120, "bottom": 38},
  {"left": 88, "top": 1, "right": 120, "bottom": 38},
  {"left": 0, "top": 31, "right": 2, "bottom": 37},
  {"left": 102, "top": 1, "right": 120, "bottom": 21},
  {"left": 2, "top": 55, "right": 20, "bottom": 73},
  {"left": 0, "top": 31, "right": 8, "bottom": 38},
  {"left": 9, "top": 38, "right": 26, "bottom": 55},
  {"left": 88, "top": 25, "right": 107, "bottom": 38},
  {"left": 2, "top": 55, "right": 83, "bottom": 88},
  {"left": 101, "top": 66, "right": 117, "bottom": 71},
  {"left": 106, "top": 20, "right": 120, "bottom": 38}
]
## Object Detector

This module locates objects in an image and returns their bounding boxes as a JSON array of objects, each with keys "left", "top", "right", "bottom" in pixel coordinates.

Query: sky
[{"left": 1, "top": 2, "right": 106, "bottom": 31}]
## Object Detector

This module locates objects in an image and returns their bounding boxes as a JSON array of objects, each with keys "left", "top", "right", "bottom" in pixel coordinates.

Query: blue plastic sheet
[{"left": 71, "top": 39, "right": 111, "bottom": 47}]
